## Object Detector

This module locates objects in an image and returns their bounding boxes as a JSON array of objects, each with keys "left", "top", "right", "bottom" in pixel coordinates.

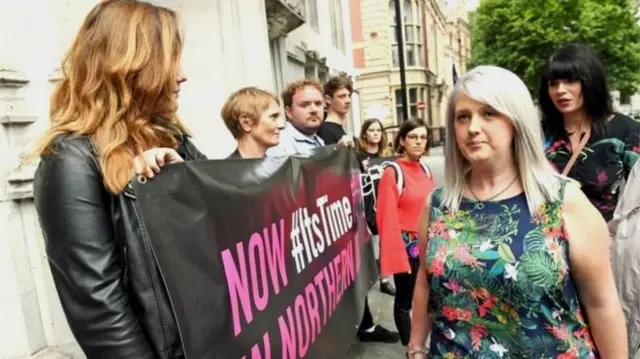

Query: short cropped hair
[
  {"left": 221, "top": 87, "right": 280, "bottom": 139},
  {"left": 324, "top": 76, "right": 353, "bottom": 98},
  {"left": 281, "top": 78, "right": 324, "bottom": 108}
]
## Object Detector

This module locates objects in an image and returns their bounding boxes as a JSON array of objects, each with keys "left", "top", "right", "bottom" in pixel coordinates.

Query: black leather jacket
[{"left": 33, "top": 133, "right": 207, "bottom": 359}]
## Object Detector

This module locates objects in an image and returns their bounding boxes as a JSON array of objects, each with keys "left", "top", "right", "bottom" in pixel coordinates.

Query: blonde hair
[
  {"left": 32, "top": 0, "right": 187, "bottom": 194},
  {"left": 441, "top": 65, "right": 561, "bottom": 214},
  {"left": 221, "top": 87, "right": 280, "bottom": 139}
]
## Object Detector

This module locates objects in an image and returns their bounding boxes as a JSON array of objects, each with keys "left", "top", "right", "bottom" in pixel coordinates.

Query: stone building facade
[
  {"left": 350, "top": 0, "right": 471, "bottom": 142},
  {"left": 0, "top": 0, "right": 354, "bottom": 358}
]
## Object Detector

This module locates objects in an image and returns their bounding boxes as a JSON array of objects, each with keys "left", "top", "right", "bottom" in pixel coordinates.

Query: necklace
[{"left": 468, "top": 175, "right": 519, "bottom": 210}]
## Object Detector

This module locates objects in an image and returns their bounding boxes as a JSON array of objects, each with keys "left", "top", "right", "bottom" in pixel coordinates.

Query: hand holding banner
[{"left": 131, "top": 147, "right": 378, "bottom": 359}]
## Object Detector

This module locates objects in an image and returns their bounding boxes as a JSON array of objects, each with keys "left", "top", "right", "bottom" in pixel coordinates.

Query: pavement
[
  {"left": 344, "top": 281, "right": 408, "bottom": 359},
  {"left": 345, "top": 149, "right": 442, "bottom": 359},
  {"left": 345, "top": 282, "right": 640, "bottom": 359}
]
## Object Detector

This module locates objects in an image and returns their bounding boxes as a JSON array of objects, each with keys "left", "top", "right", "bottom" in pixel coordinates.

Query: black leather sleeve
[
  {"left": 183, "top": 137, "right": 208, "bottom": 160},
  {"left": 33, "top": 139, "right": 155, "bottom": 359}
]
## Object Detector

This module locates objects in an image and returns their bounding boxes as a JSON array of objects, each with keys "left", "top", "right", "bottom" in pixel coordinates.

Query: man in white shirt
[{"left": 268, "top": 78, "right": 400, "bottom": 344}]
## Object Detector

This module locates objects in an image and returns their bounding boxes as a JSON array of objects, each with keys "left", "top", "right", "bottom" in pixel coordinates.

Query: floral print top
[
  {"left": 545, "top": 113, "right": 640, "bottom": 222},
  {"left": 425, "top": 182, "right": 598, "bottom": 358}
]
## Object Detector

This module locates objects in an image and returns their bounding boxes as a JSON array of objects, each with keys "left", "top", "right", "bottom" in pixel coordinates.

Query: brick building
[{"left": 349, "top": 0, "right": 471, "bottom": 142}]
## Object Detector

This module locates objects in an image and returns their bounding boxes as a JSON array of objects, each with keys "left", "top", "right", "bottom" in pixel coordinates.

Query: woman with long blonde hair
[
  {"left": 32, "top": 1, "right": 205, "bottom": 358},
  {"left": 407, "top": 65, "right": 625, "bottom": 358}
]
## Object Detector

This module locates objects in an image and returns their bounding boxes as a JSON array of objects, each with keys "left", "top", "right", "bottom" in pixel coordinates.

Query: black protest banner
[
  {"left": 360, "top": 156, "right": 445, "bottom": 214},
  {"left": 131, "top": 146, "right": 378, "bottom": 359},
  {"left": 360, "top": 156, "right": 401, "bottom": 202},
  {"left": 359, "top": 156, "right": 401, "bottom": 228}
]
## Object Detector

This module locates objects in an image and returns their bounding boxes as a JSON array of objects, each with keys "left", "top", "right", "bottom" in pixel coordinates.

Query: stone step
[
  {"left": 0, "top": 115, "right": 38, "bottom": 125},
  {"left": 0, "top": 70, "right": 29, "bottom": 89},
  {"left": 30, "top": 347, "right": 72, "bottom": 359},
  {"left": 4, "top": 163, "right": 37, "bottom": 201},
  {"left": 0, "top": 94, "right": 40, "bottom": 200},
  {"left": 8, "top": 163, "right": 37, "bottom": 184},
  {"left": 0, "top": 97, "right": 39, "bottom": 126}
]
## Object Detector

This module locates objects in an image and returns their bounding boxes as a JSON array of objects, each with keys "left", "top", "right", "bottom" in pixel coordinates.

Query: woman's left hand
[{"left": 133, "top": 147, "right": 184, "bottom": 179}]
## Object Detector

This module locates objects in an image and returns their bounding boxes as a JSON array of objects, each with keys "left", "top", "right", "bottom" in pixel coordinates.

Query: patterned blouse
[
  {"left": 545, "top": 113, "right": 640, "bottom": 222},
  {"left": 425, "top": 182, "right": 598, "bottom": 358}
]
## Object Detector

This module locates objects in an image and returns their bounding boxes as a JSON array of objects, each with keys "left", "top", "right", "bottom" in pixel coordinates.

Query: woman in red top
[{"left": 376, "top": 118, "right": 435, "bottom": 346}]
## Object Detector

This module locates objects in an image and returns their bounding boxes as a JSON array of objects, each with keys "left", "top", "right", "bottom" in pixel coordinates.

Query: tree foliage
[{"left": 469, "top": 0, "right": 640, "bottom": 100}]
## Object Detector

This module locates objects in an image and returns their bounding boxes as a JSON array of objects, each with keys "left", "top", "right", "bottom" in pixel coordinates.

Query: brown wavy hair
[
  {"left": 32, "top": 0, "right": 188, "bottom": 194},
  {"left": 358, "top": 118, "right": 393, "bottom": 157}
]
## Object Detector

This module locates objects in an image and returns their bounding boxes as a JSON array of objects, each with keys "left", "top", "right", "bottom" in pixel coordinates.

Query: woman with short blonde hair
[{"left": 221, "top": 86, "right": 284, "bottom": 159}]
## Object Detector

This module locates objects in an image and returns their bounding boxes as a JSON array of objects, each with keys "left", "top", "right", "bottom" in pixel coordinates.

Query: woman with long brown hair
[
  {"left": 32, "top": 1, "right": 205, "bottom": 358},
  {"left": 356, "top": 118, "right": 397, "bottom": 295},
  {"left": 357, "top": 118, "right": 393, "bottom": 161}
]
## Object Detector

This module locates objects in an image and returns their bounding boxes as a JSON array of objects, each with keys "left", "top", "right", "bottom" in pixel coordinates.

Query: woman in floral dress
[
  {"left": 539, "top": 43, "right": 640, "bottom": 222},
  {"left": 407, "top": 65, "right": 627, "bottom": 358}
]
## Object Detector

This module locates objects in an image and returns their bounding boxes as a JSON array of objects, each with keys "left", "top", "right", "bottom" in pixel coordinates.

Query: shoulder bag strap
[
  {"left": 386, "top": 161, "right": 404, "bottom": 194},
  {"left": 562, "top": 129, "right": 591, "bottom": 176},
  {"left": 419, "top": 158, "right": 432, "bottom": 179}
]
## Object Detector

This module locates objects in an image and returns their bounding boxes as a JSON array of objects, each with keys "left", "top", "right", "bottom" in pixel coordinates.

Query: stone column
[
  {"left": 265, "top": 0, "right": 306, "bottom": 92},
  {"left": 151, "top": 0, "right": 277, "bottom": 158},
  {"left": 0, "top": 0, "right": 86, "bottom": 358},
  {"left": 216, "top": 0, "right": 274, "bottom": 93},
  {"left": 270, "top": 37, "right": 288, "bottom": 93}
]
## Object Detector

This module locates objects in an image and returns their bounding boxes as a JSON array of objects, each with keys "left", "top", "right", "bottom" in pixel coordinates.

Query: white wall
[
  {"left": 286, "top": 0, "right": 356, "bottom": 76},
  {"left": 154, "top": 0, "right": 274, "bottom": 159},
  {"left": 282, "top": 0, "right": 360, "bottom": 133},
  {"left": 1, "top": 1, "right": 97, "bottom": 357},
  {"left": 0, "top": 1, "right": 273, "bottom": 358},
  {"left": 0, "top": 1, "right": 357, "bottom": 357}
]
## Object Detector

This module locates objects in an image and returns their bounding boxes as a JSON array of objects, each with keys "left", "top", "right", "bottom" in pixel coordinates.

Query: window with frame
[
  {"left": 329, "top": 0, "right": 345, "bottom": 52},
  {"left": 390, "top": 2, "right": 399, "bottom": 67},
  {"left": 389, "top": 0, "right": 423, "bottom": 68},
  {"left": 306, "top": 0, "right": 319, "bottom": 32},
  {"left": 394, "top": 87, "right": 425, "bottom": 122}
]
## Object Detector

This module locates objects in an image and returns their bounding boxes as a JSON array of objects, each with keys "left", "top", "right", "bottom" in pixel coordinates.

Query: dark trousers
[
  {"left": 359, "top": 298, "right": 374, "bottom": 329},
  {"left": 359, "top": 259, "right": 379, "bottom": 330},
  {"left": 393, "top": 257, "right": 420, "bottom": 345}
]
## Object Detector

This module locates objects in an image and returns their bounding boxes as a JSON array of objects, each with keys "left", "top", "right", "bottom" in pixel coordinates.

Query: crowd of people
[{"left": 30, "top": 1, "right": 640, "bottom": 358}]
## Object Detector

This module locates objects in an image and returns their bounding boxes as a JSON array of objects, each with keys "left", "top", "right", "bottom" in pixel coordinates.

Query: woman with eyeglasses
[{"left": 376, "top": 118, "right": 435, "bottom": 347}]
